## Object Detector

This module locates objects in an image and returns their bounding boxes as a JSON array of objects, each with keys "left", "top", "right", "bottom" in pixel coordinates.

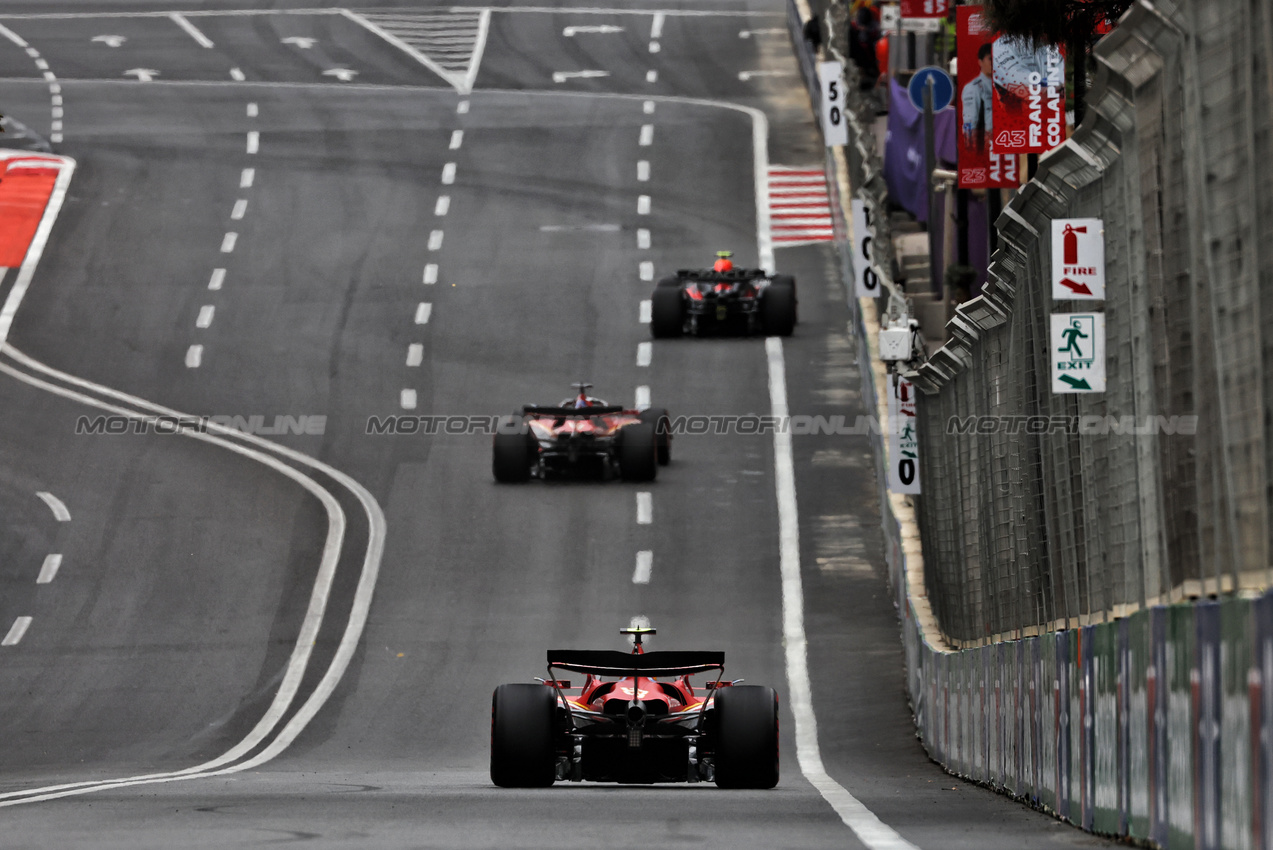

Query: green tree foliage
[{"left": 982, "top": 0, "right": 1134, "bottom": 46}]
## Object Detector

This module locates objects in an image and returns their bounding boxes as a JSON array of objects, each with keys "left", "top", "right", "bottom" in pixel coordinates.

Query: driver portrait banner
[
  {"left": 956, "top": 7, "right": 1017, "bottom": 189},
  {"left": 900, "top": 0, "right": 950, "bottom": 17},
  {"left": 991, "top": 34, "right": 1065, "bottom": 154}
]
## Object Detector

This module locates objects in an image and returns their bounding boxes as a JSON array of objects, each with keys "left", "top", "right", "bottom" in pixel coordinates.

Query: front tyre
[
  {"left": 638, "top": 407, "right": 672, "bottom": 465},
  {"left": 713, "top": 685, "right": 779, "bottom": 789},
  {"left": 490, "top": 683, "right": 557, "bottom": 787}
]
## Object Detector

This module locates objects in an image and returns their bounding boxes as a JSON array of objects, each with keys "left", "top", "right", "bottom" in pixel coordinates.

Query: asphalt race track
[{"left": 0, "top": 2, "right": 1115, "bottom": 847}]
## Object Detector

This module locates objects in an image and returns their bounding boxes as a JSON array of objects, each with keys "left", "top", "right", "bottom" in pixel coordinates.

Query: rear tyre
[
  {"left": 490, "top": 684, "right": 557, "bottom": 787},
  {"left": 650, "top": 286, "right": 684, "bottom": 338},
  {"left": 639, "top": 407, "right": 672, "bottom": 465},
  {"left": 772, "top": 274, "right": 798, "bottom": 324},
  {"left": 713, "top": 685, "right": 779, "bottom": 789},
  {"left": 655, "top": 275, "right": 680, "bottom": 288},
  {"left": 618, "top": 422, "right": 658, "bottom": 482},
  {"left": 493, "top": 417, "right": 532, "bottom": 483},
  {"left": 761, "top": 281, "right": 796, "bottom": 337}
]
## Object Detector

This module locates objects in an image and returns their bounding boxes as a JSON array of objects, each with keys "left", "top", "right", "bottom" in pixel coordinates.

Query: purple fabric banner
[{"left": 884, "top": 78, "right": 958, "bottom": 223}]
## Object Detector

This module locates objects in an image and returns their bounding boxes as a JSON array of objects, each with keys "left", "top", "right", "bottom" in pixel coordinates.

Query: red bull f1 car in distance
[
  {"left": 492, "top": 384, "right": 671, "bottom": 483},
  {"left": 490, "top": 627, "right": 779, "bottom": 788},
  {"left": 650, "top": 254, "right": 796, "bottom": 338}
]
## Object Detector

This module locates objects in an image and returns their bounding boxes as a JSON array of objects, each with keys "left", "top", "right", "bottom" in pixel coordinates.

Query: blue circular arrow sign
[{"left": 908, "top": 66, "right": 954, "bottom": 113}]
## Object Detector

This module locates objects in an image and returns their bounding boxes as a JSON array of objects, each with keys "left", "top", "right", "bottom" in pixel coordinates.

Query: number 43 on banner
[{"left": 819, "top": 62, "right": 847, "bottom": 147}]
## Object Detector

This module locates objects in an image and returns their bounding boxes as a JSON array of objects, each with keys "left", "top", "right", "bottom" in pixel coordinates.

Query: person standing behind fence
[{"left": 849, "top": 0, "right": 881, "bottom": 86}]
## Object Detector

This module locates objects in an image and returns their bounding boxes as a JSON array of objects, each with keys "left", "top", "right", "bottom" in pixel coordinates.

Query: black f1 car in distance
[
  {"left": 492, "top": 384, "right": 671, "bottom": 483},
  {"left": 650, "top": 259, "right": 797, "bottom": 338},
  {"left": 490, "top": 627, "right": 779, "bottom": 788}
]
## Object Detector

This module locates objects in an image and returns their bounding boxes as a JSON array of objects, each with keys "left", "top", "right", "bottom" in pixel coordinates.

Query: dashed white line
[
  {"left": 400, "top": 389, "right": 418, "bottom": 410},
  {"left": 637, "top": 195, "right": 651, "bottom": 215},
  {"left": 36, "top": 554, "right": 62, "bottom": 584},
  {"left": 434, "top": 196, "right": 450, "bottom": 216},
  {"left": 457, "top": 100, "right": 470, "bottom": 114},
  {"left": 246, "top": 131, "right": 259, "bottom": 153},
  {"left": 42, "top": 71, "right": 54, "bottom": 82},
  {"left": 50, "top": 94, "right": 62, "bottom": 106},
  {"left": 240, "top": 167, "right": 254, "bottom": 188},
  {"left": 231, "top": 199, "right": 247, "bottom": 220},
  {"left": 636, "top": 341, "right": 652, "bottom": 366},
  {"left": 34, "top": 58, "right": 48, "bottom": 70},
  {"left": 2, "top": 617, "right": 32, "bottom": 647},
  {"left": 651, "top": 11, "right": 666, "bottom": 38},
  {"left": 406, "top": 344, "right": 424, "bottom": 366},
  {"left": 48, "top": 82, "right": 60, "bottom": 95},
  {"left": 643, "top": 100, "right": 655, "bottom": 114},
  {"left": 635, "top": 384, "right": 651, "bottom": 410},
  {"left": 414, "top": 302, "right": 433, "bottom": 324},
  {"left": 428, "top": 230, "right": 443, "bottom": 251},
  {"left": 208, "top": 268, "right": 226, "bottom": 290},
  {"left": 649, "top": 41, "right": 661, "bottom": 52},
  {"left": 185, "top": 344, "right": 203, "bottom": 368},
  {"left": 220, "top": 232, "right": 238, "bottom": 253},
  {"left": 639, "top": 124, "right": 654, "bottom": 146},
  {"left": 632, "top": 550, "right": 653, "bottom": 584},
  {"left": 246, "top": 102, "right": 258, "bottom": 117},
  {"left": 51, "top": 106, "right": 63, "bottom": 119},
  {"left": 170, "top": 12, "right": 214, "bottom": 47},
  {"left": 441, "top": 162, "right": 456, "bottom": 184},
  {"left": 449, "top": 129, "right": 464, "bottom": 150},
  {"left": 639, "top": 299, "right": 652, "bottom": 323},
  {"left": 639, "top": 261, "right": 654, "bottom": 281},
  {"left": 196, "top": 305, "right": 215, "bottom": 328},
  {"left": 637, "top": 228, "right": 650, "bottom": 249},
  {"left": 637, "top": 160, "right": 650, "bottom": 181},
  {"left": 35, "top": 491, "right": 70, "bottom": 522},
  {"left": 423, "top": 264, "right": 438, "bottom": 285},
  {"left": 230, "top": 67, "right": 246, "bottom": 81},
  {"left": 646, "top": 69, "right": 658, "bottom": 83},
  {"left": 636, "top": 491, "right": 652, "bottom": 524}
]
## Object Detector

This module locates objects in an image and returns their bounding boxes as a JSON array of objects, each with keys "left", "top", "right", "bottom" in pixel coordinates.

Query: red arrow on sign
[{"left": 1058, "top": 277, "right": 1093, "bottom": 296}]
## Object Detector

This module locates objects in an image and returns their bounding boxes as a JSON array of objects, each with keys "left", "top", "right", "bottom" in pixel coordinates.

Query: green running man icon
[{"left": 1058, "top": 319, "right": 1088, "bottom": 358}]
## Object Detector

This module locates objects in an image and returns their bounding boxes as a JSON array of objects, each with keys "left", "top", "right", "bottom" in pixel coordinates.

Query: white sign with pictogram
[
  {"left": 888, "top": 378, "right": 921, "bottom": 493},
  {"left": 819, "top": 61, "right": 848, "bottom": 147},
  {"left": 851, "top": 196, "right": 880, "bottom": 297},
  {"left": 1050, "top": 313, "right": 1106, "bottom": 393},
  {"left": 1051, "top": 218, "right": 1105, "bottom": 300}
]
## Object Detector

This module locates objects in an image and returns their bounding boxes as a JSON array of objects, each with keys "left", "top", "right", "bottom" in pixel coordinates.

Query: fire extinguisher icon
[{"left": 1063, "top": 223, "right": 1086, "bottom": 265}]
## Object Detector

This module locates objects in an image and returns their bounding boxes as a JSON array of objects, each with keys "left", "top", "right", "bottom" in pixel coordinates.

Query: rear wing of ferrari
[
  {"left": 522, "top": 405, "right": 627, "bottom": 417},
  {"left": 547, "top": 650, "right": 724, "bottom": 678}
]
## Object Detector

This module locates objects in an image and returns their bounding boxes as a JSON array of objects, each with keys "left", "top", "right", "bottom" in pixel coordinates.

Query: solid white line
[
  {"left": 423, "top": 264, "right": 438, "bottom": 284},
  {"left": 449, "top": 129, "right": 463, "bottom": 149},
  {"left": 460, "top": 9, "right": 491, "bottom": 95},
  {"left": 220, "top": 232, "right": 237, "bottom": 252},
  {"left": 636, "top": 341, "right": 652, "bottom": 366},
  {"left": 635, "top": 384, "right": 650, "bottom": 410},
  {"left": 406, "top": 344, "right": 423, "bottom": 366},
  {"left": 170, "top": 12, "right": 214, "bottom": 48},
  {"left": 414, "top": 302, "right": 432, "bottom": 324},
  {"left": 457, "top": 99, "right": 469, "bottom": 114},
  {"left": 246, "top": 102, "right": 258, "bottom": 117},
  {"left": 637, "top": 228, "right": 650, "bottom": 249},
  {"left": 196, "top": 305, "right": 215, "bottom": 328},
  {"left": 646, "top": 69, "right": 658, "bottom": 83},
  {"left": 428, "top": 230, "right": 443, "bottom": 251},
  {"left": 36, "top": 554, "right": 61, "bottom": 584},
  {"left": 35, "top": 491, "right": 70, "bottom": 522},
  {"left": 240, "top": 167, "right": 254, "bottom": 188},
  {"left": 185, "top": 344, "right": 203, "bottom": 367},
  {"left": 434, "top": 195, "right": 450, "bottom": 216},
  {"left": 637, "top": 160, "right": 650, "bottom": 181},
  {"left": 650, "top": 11, "right": 666, "bottom": 37},
  {"left": 400, "top": 389, "right": 417, "bottom": 409},
  {"left": 441, "top": 162, "right": 456, "bottom": 184},
  {"left": 0, "top": 23, "right": 30, "bottom": 48},
  {"left": 208, "top": 268, "right": 226, "bottom": 290},
  {"left": 639, "top": 124, "right": 653, "bottom": 145},
  {"left": 766, "top": 338, "right": 920, "bottom": 850},
  {"left": 246, "top": 130, "right": 258, "bottom": 153},
  {"left": 639, "top": 260, "right": 654, "bottom": 281},
  {"left": 2, "top": 617, "right": 32, "bottom": 646},
  {"left": 229, "top": 67, "right": 246, "bottom": 81},
  {"left": 231, "top": 199, "right": 247, "bottom": 220},
  {"left": 632, "top": 550, "right": 652, "bottom": 584},
  {"left": 639, "top": 299, "right": 652, "bottom": 323},
  {"left": 636, "top": 491, "right": 652, "bottom": 524}
]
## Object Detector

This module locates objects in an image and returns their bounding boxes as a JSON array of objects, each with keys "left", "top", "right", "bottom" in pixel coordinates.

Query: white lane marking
[
  {"left": 540, "top": 223, "right": 619, "bottom": 232},
  {"left": 563, "top": 24, "right": 624, "bottom": 36},
  {"left": 636, "top": 341, "right": 652, "bottom": 366},
  {"left": 0, "top": 23, "right": 30, "bottom": 47},
  {"left": 0, "top": 346, "right": 386, "bottom": 806},
  {"left": 632, "top": 550, "right": 652, "bottom": 584},
  {"left": 35, "top": 491, "right": 70, "bottom": 522},
  {"left": 434, "top": 196, "right": 450, "bottom": 216},
  {"left": 643, "top": 100, "right": 655, "bottom": 113},
  {"left": 428, "top": 230, "right": 443, "bottom": 251},
  {"left": 51, "top": 106, "right": 63, "bottom": 118},
  {"left": 0, "top": 152, "right": 72, "bottom": 338},
  {"left": 637, "top": 228, "right": 650, "bottom": 249},
  {"left": 50, "top": 120, "right": 62, "bottom": 132},
  {"left": 639, "top": 124, "right": 653, "bottom": 145},
  {"left": 636, "top": 491, "right": 652, "bottom": 524},
  {"left": 639, "top": 299, "right": 651, "bottom": 323},
  {"left": 49, "top": 82, "right": 60, "bottom": 94},
  {"left": 646, "top": 69, "right": 658, "bottom": 83},
  {"left": 414, "top": 302, "right": 433, "bottom": 324},
  {"left": 553, "top": 70, "right": 610, "bottom": 83},
  {"left": 457, "top": 99, "right": 470, "bottom": 114},
  {"left": 208, "top": 268, "right": 226, "bottom": 290},
  {"left": 230, "top": 67, "right": 246, "bottom": 81},
  {"left": 441, "top": 162, "right": 456, "bottom": 184},
  {"left": 231, "top": 199, "right": 247, "bottom": 220},
  {"left": 281, "top": 36, "right": 317, "bottom": 49},
  {"left": 220, "top": 232, "right": 237, "bottom": 252},
  {"left": 766, "top": 337, "right": 920, "bottom": 850},
  {"left": 637, "top": 160, "right": 650, "bottom": 181},
  {"left": 34, "top": 58, "right": 48, "bottom": 70},
  {"left": 246, "top": 102, "right": 258, "bottom": 117},
  {"left": 43, "top": 71, "right": 56, "bottom": 83},
  {"left": 240, "top": 167, "right": 254, "bottom": 188},
  {"left": 639, "top": 260, "right": 654, "bottom": 280},
  {"left": 400, "top": 389, "right": 417, "bottom": 409},
  {"left": 196, "top": 305, "right": 215, "bottom": 328},
  {"left": 51, "top": 94, "right": 62, "bottom": 105},
  {"left": 462, "top": 9, "right": 492, "bottom": 95},
  {"left": 2, "top": 617, "right": 32, "bottom": 646},
  {"left": 739, "top": 27, "right": 787, "bottom": 38},
  {"left": 406, "top": 344, "right": 423, "bottom": 366},
  {"left": 170, "top": 12, "right": 214, "bottom": 47},
  {"left": 650, "top": 11, "right": 666, "bottom": 38},
  {"left": 637, "top": 195, "right": 650, "bottom": 215},
  {"left": 246, "top": 130, "right": 259, "bottom": 153},
  {"left": 449, "top": 129, "right": 464, "bottom": 149},
  {"left": 185, "top": 344, "right": 203, "bottom": 367},
  {"left": 124, "top": 68, "right": 158, "bottom": 81},
  {"left": 739, "top": 69, "right": 795, "bottom": 81},
  {"left": 423, "top": 264, "right": 438, "bottom": 284},
  {"left": 648, "top": 41, "right": 660, "bottom": 53},
  {"left": 322, "top": 67, "right": 358, "bottom": 82},
  {"left": 635, "top": 384, "right": 650, "bottom": 410},
  {"left": 36, "top": 554, "right": 61, "bottom": 584}
]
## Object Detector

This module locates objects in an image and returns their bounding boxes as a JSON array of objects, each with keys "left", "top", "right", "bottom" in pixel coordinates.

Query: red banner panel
[
  {"left": 900, "top": 0, "right": 950, "bottom": 17},
  {"left": 991, "top": 34, "right": 1065, "bottom": 153},
  {"left": 956, "top": 7, "right": 1018, "bottom": 189}
]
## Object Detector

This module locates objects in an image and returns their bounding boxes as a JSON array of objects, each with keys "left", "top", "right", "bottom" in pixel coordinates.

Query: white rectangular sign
[
  {"left": 819, "top": 61, "right": 848, "bottom": 147},
  {"left": 1050, "top": 312, "right": 1106, "bottom": 393},
  {"left": 888, "top": 377, "right": 922, "bottom": 494},
  {"left": 1051, "top": 218, "right": 1105, "bottom": 300},
  {"left": 851, "top": 197, "right": 881, "bottom": 298},
  {"left": 880, "top": 4, "right": 900, "bottom": 31}
]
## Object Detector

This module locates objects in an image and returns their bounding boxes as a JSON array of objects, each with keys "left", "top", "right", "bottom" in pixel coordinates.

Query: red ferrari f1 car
[
  {"left": 650, "top": 263, "right": 797, "bottom": 338},
  {"left": 490, "top": 627, "right": 779, "bottom": 788},
  {"left": 492, "top": 384, "right": 671, "bottom": 483}
]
